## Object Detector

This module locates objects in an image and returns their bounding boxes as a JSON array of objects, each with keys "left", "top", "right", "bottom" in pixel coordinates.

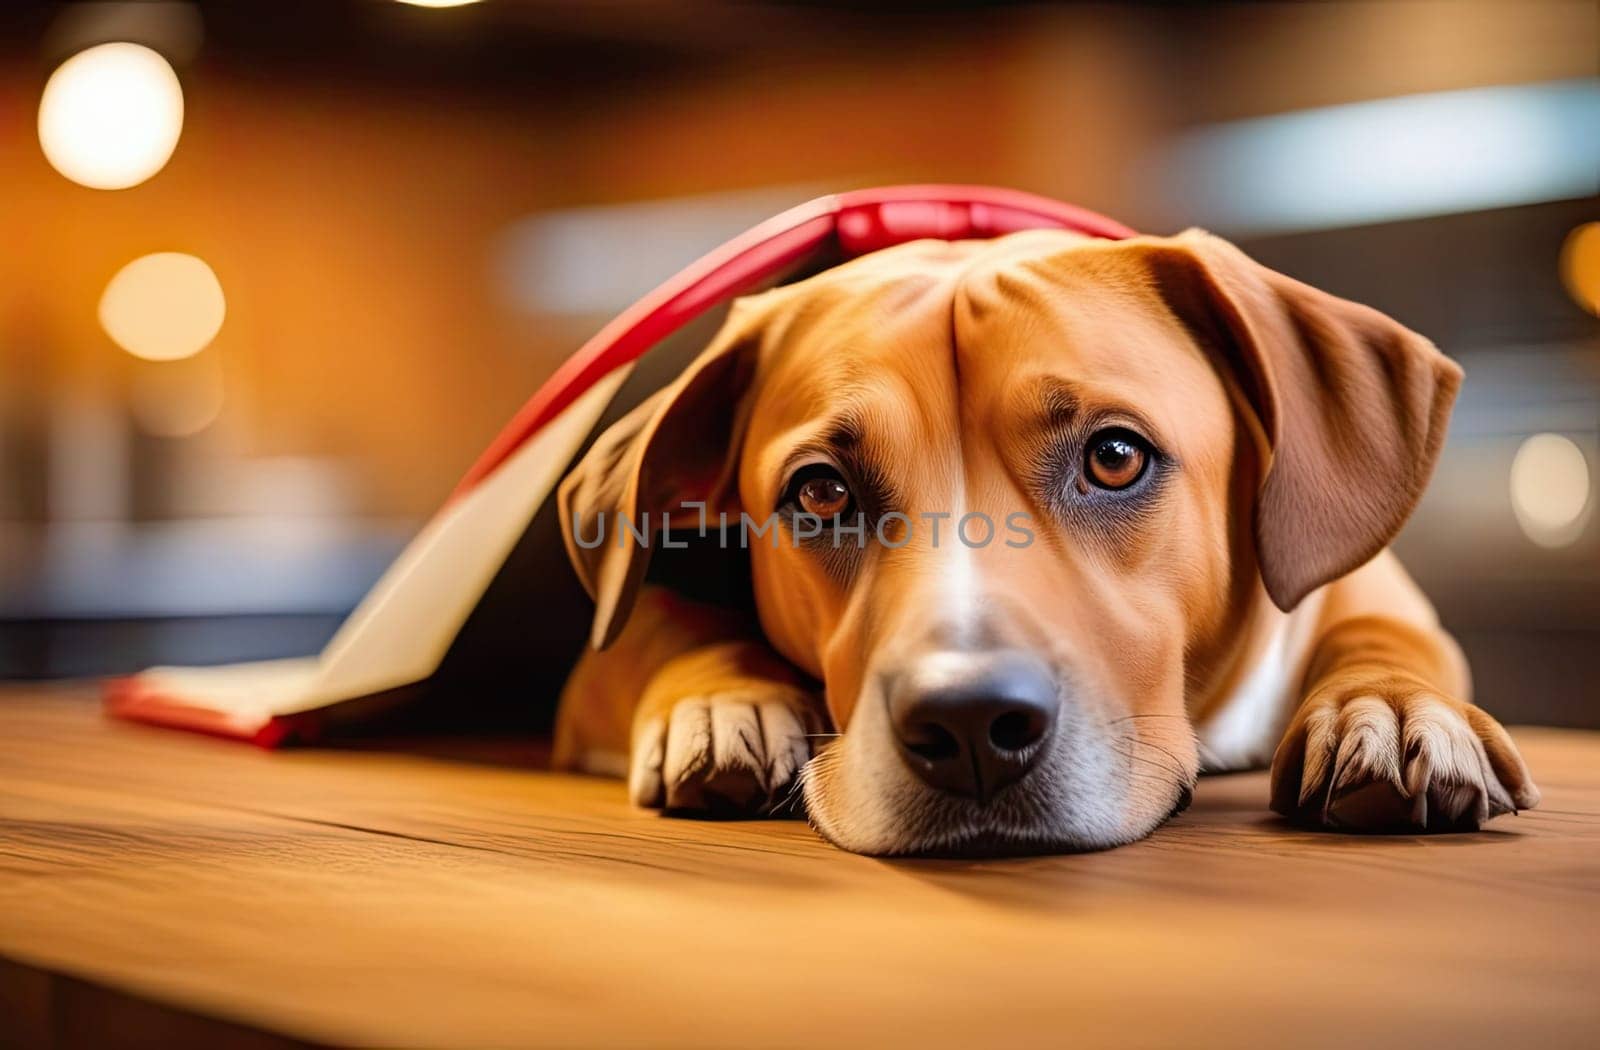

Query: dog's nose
[{"left": 888, "top": 651, "right": 1058, "bottom": 802}]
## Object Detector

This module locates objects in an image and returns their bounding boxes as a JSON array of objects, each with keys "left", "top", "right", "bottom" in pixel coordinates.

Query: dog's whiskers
[
  {"left": 1114, "top": 744, "right": 1186, "bottom": 780},
  {"left": 1131, "top": 736, "right": 1190, "bottom": 772},
  {"left": 1105, "top": 713, "right": 1189, "bottom": 725},
  {"left": 770, "top": 770, "right": 808, "bottom": 816},
  {"left": 1121, "top": 767, "right": 1184, "bottom": 787}
]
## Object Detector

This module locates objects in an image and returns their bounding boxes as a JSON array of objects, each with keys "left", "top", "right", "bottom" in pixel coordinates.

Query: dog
[{"left": 548, "top": 227, "right": 1539, "bottom": 856}]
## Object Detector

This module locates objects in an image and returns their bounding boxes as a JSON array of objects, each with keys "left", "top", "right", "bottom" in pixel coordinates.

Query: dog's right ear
[{"left": 558, "top": 306, "right": 764, "bottom": 649}]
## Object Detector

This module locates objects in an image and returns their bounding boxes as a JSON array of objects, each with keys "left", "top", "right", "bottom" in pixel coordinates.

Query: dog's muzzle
[{"left": 886, "top": 650, "right": 1058, "bottom": 803}]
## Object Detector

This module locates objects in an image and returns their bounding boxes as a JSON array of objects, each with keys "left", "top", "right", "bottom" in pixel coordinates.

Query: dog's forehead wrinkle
[
  {"left": 1029, "top": 374, "right": 1083, "bottom": 422},
  {"left": 823, "top": 413, "right": 864, "bottom": 450}
]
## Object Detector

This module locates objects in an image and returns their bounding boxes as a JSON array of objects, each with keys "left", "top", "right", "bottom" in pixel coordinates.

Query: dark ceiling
[{"left": 1, "top": 1, "right": 1040, "bottom": 96}]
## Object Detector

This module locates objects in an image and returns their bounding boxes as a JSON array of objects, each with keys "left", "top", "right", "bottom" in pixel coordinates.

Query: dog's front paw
[
  {"left": 1270, "top": 674, "right": 1539, "bottom": 832},
  {"left": 629, "top": 686, "right": 817, "bottom": 818}
]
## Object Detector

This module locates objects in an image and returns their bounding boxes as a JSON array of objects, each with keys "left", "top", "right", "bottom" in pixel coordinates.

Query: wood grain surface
[{"left": 1, "top": 685, "right": 1596, "bottom": 1048}]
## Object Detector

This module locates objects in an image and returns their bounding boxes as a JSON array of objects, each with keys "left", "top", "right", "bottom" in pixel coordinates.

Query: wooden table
[{"left": 2, "top": 686, "right": 1596, "bottom": 1049}]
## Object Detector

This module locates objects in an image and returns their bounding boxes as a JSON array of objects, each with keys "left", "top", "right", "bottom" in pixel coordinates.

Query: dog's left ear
[
  {"left": 558, "top": 303, "right": 763, "bottom": 649},
  {"left": 1142, "top": 230, "right": 1461, "bottom": 611}
]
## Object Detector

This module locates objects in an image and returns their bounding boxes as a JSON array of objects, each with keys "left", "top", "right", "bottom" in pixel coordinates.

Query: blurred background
[{"left": 0, "top": 0, "right": 1596, "bottom": 726}]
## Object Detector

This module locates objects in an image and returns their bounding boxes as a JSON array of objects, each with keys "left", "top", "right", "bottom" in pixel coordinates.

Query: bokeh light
[
  {"left": 37, "top": 42, "right": 184, "bottom": 190},
  {"left": 99, "top": 252, "right": 226, "bottom": 362},
  {"left": 394, "top": 1, "right": 484, "bottom": 7},
  {"left": 1559, "top": 222, "right": 1600, "bottom": 317},
  {"left": 1510, "top": 432, "right": 1591, "bottom": 548}
]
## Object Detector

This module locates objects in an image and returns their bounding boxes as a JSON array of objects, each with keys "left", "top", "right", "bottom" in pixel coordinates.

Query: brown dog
[{"left": 550, "top": 228, "right": 1539, "bottom": 856}]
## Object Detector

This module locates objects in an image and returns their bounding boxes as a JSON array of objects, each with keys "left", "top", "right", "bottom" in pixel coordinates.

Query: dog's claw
[{"left": 1271, "top": 684, "right": 1537, "bottom": 834}]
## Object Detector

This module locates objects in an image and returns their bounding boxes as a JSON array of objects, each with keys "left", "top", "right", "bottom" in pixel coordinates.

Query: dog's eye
[
  {"left": 1084, "top": 429, "right": 1150, "bottom": 490},
  {"left": 785, "top": 464, "right": 853, "bottom": 518}
]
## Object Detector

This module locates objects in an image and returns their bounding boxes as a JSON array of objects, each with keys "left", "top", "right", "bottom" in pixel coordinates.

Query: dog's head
[{"left": 560, "top": 229, "right": 1459, "bottom": 854}]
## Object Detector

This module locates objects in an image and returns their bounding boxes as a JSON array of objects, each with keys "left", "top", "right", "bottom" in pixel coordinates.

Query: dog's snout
[{"left": 888, "top": 652, "right": 1058, "bottom": 802}]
